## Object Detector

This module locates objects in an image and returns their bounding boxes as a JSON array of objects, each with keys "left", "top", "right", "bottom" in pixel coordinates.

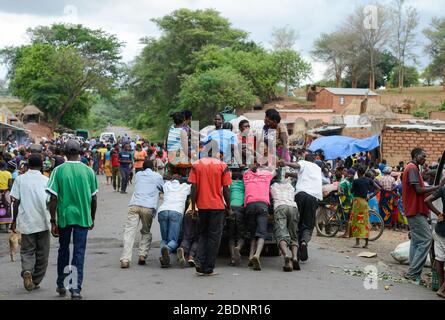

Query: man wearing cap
[{"left": 47, "top": 139, "right": 98, "bottom": 300}]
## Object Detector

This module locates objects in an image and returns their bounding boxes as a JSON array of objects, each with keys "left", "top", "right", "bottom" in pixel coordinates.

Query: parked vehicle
[
  {"left": 75, "top": 129, "right": 89, "bottom": 140},
  {"left": 100, "top": 132, "right": 116, "bottom": 144}
]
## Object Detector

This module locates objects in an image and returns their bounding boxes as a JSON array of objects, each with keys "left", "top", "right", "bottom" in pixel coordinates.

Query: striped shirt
[{"left": 167, "top": 127, "right": 184, "bottom": 152}]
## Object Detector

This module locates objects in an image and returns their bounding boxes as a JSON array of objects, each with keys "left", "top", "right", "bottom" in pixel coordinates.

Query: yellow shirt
[{"left": 0, "top": 170, "right": 12, "bottom": 190}]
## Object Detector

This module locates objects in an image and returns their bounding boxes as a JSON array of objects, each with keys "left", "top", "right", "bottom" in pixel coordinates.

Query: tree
[
  {"left": 389, "top": 65, "right": 419, "bottom": 87},
  {"left": 0, "top": 79, "right": 8, "bottom": 96},
  {"left": 376, "top": 50, "right": 398, "bottom": 87},
  {"left": 178, "top": 66, "right": 255, "bottom": 124},
  {"left": 130, "top": 9, "right": 248, "bottom": 135},
  {"left": 271, "top": 26, "right": 299, "bottom": 50},
  {"left": 272, "top": 49, "right": 312, "bottom": 93},
  {"left": 192, "top": 45, "right": 281, "bottom": 102},
  {"left": 424, "top": 17, "right": 445, "bottom": 91},
  {"left": 421, "top": 65, "right": 438, "bottom": 86},
  {"left": 312, "top": 32, "right": 348, "bottom": 87},
  {"left": 6, "top": 44, "right": 94, "bottom": 128},
  {"left": 390, "top": 0, "right": 419, "bottom": 93},
  {"left": 1, "top": 23, "right": 123, "bottom": 127},
  {"left": 345, "top": 4, "right": 391, "bottom": 90}
]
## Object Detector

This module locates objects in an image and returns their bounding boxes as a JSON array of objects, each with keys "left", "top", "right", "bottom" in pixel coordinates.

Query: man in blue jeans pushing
[{"left": 47, "top": 139, "right": 98, "bottom": 300}]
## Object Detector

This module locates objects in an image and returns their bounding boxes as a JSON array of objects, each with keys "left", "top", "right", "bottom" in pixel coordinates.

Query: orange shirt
[
  {"left": 134, "top": 150, "right": 147, "bottom": 169},
  {"left": 188, "top": 157, "right": 232, "bottom": 210}
]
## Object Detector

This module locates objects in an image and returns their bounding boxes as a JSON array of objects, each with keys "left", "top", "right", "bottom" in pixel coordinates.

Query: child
[
  {"left": 178, "top": 204, "right": 199, "bottom": 267},
  {"left": 155, "top": 151, "right": 165, "bottom": 173},
  {"left": 350, "top": 166, "right": 380, "bottom": 248},
  {"left": 227, "top": 170, "right": 246, "bottom": 266}
]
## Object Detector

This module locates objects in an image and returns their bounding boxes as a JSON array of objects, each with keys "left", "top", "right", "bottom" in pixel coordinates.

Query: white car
[{"left": 100, "top": 132, "right": 116, "bottom": 144}]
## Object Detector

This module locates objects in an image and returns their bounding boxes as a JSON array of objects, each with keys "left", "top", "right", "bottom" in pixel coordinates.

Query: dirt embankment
[{"left": 24, "top": 122, "right": 54, "bottom": 143}]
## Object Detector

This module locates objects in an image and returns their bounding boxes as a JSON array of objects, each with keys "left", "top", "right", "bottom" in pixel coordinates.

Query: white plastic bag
[{"left": 390, "top": 241, "right": 431, "bottom": 267}]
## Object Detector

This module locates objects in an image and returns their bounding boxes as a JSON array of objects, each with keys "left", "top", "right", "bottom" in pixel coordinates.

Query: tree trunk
[
  {"left": 336, "top": 74, "right": 342, "bottom": 88},
  {"left": 398, "top": 64, "right": 404, "bottom": 93},
  {"left": 351, "top": 66, "right": 358, "bottom": 88},
  {"left": 52, "top": 92, "right": 81, "bottom": 127},
  {"left": 443, "top": 69, "right": 445, "bottom": 91},
  {"left": 369, "top": 45, "right": 375, "bottom": 91}
]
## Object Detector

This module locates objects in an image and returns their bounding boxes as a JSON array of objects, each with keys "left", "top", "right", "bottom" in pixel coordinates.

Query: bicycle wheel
[
  {"left": 368, "top": 209, "right": 384, "bottom": 241},
  {"left": 316, "top": 206, "right": 340, "bottom": 237}
]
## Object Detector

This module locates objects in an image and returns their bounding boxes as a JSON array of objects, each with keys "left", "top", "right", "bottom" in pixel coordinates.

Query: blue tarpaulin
[{"left": 308, "top": 135, "right": 380, "bottom": 160}]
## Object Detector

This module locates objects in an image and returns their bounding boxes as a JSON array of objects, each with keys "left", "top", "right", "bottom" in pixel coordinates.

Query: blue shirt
[
  {"left": 119, "top": 152, "right": 132, "bottom": 169},
  {"left": 105, "top": 151, "right": 111, "bottom": 161},
  {"left": 379, "top": 163, "right": 386, "bottom": 172},
  {"left": 129, "top": 169, "right": 164, "bottom": 210},
  {"left": 202, "top": 129, "right": 238, "bottom": 164}
]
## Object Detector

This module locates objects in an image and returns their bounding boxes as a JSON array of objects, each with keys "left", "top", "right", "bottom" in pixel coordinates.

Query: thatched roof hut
[
  {"left": 0, "top": 105, "right": 18, "bottom": 121},
  {"left": 19, "top": 104, "right": 44, "bottom": 123}
]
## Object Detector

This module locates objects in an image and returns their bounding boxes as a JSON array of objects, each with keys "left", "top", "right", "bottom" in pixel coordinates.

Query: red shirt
[
  {"left": 111, "top": 151, "right": 120, "bottom": 167},
  {"left": 402, "top": 162, "right": 429, "bottom": 217},
  {"left": 188, "top": 157, "right": 232, "bottom": 210}
]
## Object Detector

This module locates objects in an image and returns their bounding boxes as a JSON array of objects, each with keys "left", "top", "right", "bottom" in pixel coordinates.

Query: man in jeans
[
  {"left": 119, "top": 144, "right": 133, "bottom": 194},
  {"left": 157, "top": 175, "right": 191, "bottom": 268},
  {"left": 188, "top": 142, "right": 232, "bottom": 276},
  {"left": 402, "top": 148, "right": 443, "bottom": 283},
  {"left": 120, "top": 160, "right": 164, "bottom": 268},
  {"left": 10, "top": 154, "right": 51, "bottom": 291},
  {"left": 47, "top": 140, "right": 98, "bottom": 300}
]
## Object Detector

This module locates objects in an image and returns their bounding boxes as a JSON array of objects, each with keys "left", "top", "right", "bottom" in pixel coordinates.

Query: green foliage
[
  {"left": 192, "top": 45, "right": 281, "bottom": 102},
  {"left": 389, "top": 66, "right": 420, "bottom": 87},
  {"left": 412, "top": 109, "right": 428, "bottom": 119},
  {"left": 272, "top": 49, "right": 312, "bottom": 91},
  {"left": 1, "top": 23, "right": 123, "bottom": 128},
  {"left": 130, "top": 9, "right": 251, "bottom": 137},
  {"left": 179, "top": 66, "right": 255, "bottom": 125},
  {"left": 424, "top": 17, "right": 445, "bottom": 83},
  {"left": 439, "top": 101, "right": 445, "bottom": 111},
  {"left": 421, "top": 65, "right": 438, "bottom": 86}
]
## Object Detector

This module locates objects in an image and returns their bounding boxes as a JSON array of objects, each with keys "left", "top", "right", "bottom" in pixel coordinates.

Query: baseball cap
[{"left": 65, "top": 139, "right": 81, "bottom": 154}]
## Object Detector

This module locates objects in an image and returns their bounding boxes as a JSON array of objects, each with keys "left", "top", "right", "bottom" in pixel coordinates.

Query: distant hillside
[
  {"left": 0, "top": 96, "right": 25, "bottom": 114},
  {"left": 378, "top": 86, "right": 445, "bottom": 108}
]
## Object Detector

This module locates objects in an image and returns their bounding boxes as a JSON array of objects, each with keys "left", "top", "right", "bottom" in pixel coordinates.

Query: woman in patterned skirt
[{"left": 351, "top": 166, "right": 381, "bottom": 248}]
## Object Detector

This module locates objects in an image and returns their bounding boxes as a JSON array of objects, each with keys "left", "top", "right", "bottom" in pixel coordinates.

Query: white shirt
[
  {"left": 270, "top": 181, "right": 298, "bottom": 209},
  {"left": 10, "top": 170, "right": 50, "bottom": 235},
  {"left": 295, "top": 160, "right": 323, "bottom": 200},
  {"left": 130, "top": 141, "right": 136, "bottom": 150},
  {"left": 158, "top": 180, "right": 191, "bottom": 214},
  {"left": 129, "top": 169, "right": 164, "bottom": 209}
]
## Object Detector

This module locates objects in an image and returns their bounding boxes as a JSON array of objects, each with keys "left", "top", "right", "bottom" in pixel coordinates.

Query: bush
[{"left": 439, "top": 101, "right": 445, "bottom": 111}]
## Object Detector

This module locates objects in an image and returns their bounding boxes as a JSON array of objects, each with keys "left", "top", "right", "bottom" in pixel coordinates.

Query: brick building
[
  {"left": 381, "top": 125, "right": 445, "bottom": 166},
  {"left": 315, "top": 88, "right": 379, "bottom": 113}
]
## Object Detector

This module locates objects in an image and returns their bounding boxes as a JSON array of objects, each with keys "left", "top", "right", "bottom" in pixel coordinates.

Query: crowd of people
[{"left": 2, "top": 107, "right": 445, "bottom": 300}]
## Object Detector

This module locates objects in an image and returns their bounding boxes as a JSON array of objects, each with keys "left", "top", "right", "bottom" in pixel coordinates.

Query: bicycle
[{"left": 316, "top": 193, "right": 385, "bottom": 241}]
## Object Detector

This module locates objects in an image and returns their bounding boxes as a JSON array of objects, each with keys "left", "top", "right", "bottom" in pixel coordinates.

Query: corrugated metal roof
[
  {"left": 386, "top": 124, "right": 445, "bottom": 131},
  {"left": 0, "top": 122, "right": 30, "bottom": 132},
  {"left": 324, "top": 88, "right": 379, "bottom": 96}
]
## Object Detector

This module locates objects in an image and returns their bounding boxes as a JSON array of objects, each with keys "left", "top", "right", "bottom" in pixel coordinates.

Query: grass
[{"left": 378, "top": 86, "right": 445, "bottom": 111}]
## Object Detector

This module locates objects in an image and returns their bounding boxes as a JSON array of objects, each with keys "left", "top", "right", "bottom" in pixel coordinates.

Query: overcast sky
[{"left": 0, "top": 0, "right": 444, "bottom": 82}]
